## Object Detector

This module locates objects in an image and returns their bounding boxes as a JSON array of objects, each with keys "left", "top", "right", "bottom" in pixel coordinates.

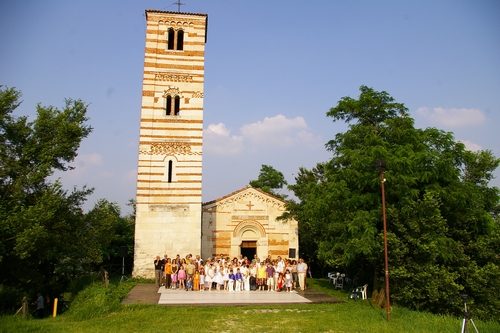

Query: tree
[
  {"left": 282, "top": 85, "right": 500, "bottom": 319},
  {"left": 249, "top": 164, "right": 288, "bottom": 199},
  {"left": 278, "top": 163, "right": 326, "bottom": 273},
  {"left": 0, "top": 86, "right": 99, "bottom": 302}
]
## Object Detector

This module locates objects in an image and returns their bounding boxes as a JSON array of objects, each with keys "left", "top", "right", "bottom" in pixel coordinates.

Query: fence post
[
  {"left": 52, "top": 298, "right": 58, "bottom": 317},
  {"left": 22, "top": 296, "right": 28, "bottom": 318}
]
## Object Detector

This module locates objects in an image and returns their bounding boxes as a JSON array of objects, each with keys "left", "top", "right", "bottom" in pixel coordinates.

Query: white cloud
[
  {"left": 458, "top": 139, "right": 482, "bottom": 152},
  {"left": 204, "top": 123, "right": 244, "bottom": 155},
  {"left": 416, "top": 107, "right": 485, "bottom": 128},
  {"left": 204, "top": 115, "right": 323, "bottom": 156},
  {"left": 240, "top": 114, "right": 322, "bottom": 149}
]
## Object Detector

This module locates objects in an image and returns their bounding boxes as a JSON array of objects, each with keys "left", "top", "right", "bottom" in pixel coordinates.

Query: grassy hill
[{"left": 1, "top": 278, "right": 499, "bottom": 333}]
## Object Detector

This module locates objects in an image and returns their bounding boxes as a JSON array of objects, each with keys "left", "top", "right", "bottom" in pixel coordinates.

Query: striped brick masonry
[{"left": 133, "top": 9, "right": 208, "bottom": 278}]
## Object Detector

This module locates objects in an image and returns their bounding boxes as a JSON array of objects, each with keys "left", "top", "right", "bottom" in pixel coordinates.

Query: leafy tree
[
  {"left": 0, "top": 86, "right": 101, "bottom": 303},
  {"left": 278, "top": 163, "right": 326, "bottom": 273},
  {"left": 249, "top": 164, "right": 288, "bottom": 199},
  {"left": 85, "top": 199, "right": 135, "bottom": 270},
  {"left": 282, "top": 85, "right": 500, "bottom": 319},
  {"left": 85, "top": 200, "right": 129, "bottom": 259}
]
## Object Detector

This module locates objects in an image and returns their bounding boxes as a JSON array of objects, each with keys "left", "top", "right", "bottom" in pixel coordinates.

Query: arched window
[
  {"left": 167, "top": 28, "right": 175, "bottom": 50},
  {"left": 174, "top": 96, "right": 180, "bottom": 116},
  {"left": 165, "top": 95, "right": 180, "bottom": 116},
  {"left": 167, "top": 160, "right": 173, "bottom": 183},
  {"left": 166, "top": 95, "right": 172, "bottom": 115},
  {"left": 176, "top": 30, "right": 184, "bottom": 51}
]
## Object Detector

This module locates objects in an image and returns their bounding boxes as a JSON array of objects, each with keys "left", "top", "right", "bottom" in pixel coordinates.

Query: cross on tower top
[{"left": 173, "top": 0, "right": 185, "bottom": 12}]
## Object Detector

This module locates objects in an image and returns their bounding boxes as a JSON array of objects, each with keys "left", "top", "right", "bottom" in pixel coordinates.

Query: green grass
[{"left": 1, "top": 278, "right": 499, "bottom": 333}]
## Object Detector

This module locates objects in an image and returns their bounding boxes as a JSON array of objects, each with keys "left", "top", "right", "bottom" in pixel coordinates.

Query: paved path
[{"left": 122, "top": 283, "right": 343, "bottom": 306}]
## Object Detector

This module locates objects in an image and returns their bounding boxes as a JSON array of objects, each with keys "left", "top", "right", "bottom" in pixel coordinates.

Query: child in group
[
  {"left": 285, "top": 269, "right": 293, "bottom": 292},
  {"left": 171, "top": 263, "right": 178, "bottom": 289},
  {"left": 186, "top": 275, "right": 194, "bottom": 291},
  {"left": 178, "top": 264, "right": 186, "bottom": 290},
  {"left": 199, "top": 265, "right": 205, "bottom": 292},
  {"left": 277, "top": 272, "right": 285, "bottom": 292},
  {"left": 205, "top": 263, "right": 214, "bottom": 291},
  {"left": 223, "top": 263, "right": 230, "bottom": 291},
  {"left": 214, "top": 263, "right": 224, "bottom": 291},
  {"left": 193, "top": 270, "right": 200, "bottom": 291},
  {"left": 235, "top": 268, "right": 243, "bottom": 292},
  {"left": 228, "top": 270, "right": 235, "bottom": 292},
  {"left": 266, "top": 262, "right": 275, "bottom": 292}
]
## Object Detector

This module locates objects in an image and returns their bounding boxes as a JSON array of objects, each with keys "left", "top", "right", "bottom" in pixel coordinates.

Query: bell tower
[{"left": 133, "top": 9, "right": 208, "bottom": 277}]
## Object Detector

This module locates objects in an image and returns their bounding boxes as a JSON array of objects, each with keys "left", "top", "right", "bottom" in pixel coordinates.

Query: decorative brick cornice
[
  {"left": 214, "top": 188, "right": 286, "bottom": 210},
  {"left": 268, "top": 239, "right": 289, "bottom": 246},
  {"left": 163, "top": 86, "right": 181, "bottom": 97},
  {"left": 269, "top": 250, "right": 288, "bottom": 255},
  {"left": 233, "top": 220, "right": 266, "bottom": 238},
  {"left": 156, "top": 73, "right": 193, "bottom": 83},
  {"left": 139, "top": 142, "right": 201, "bottom": 155}
]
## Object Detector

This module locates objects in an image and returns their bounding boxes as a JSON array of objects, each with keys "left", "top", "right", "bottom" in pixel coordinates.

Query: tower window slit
[
  {"left": 167, "top": 160, "right": 173, "bottom": 183},
  {"left": 174, "top": 96, "right": 180, "bottom": 115},
  {"left": 166, "top": 95, "right": 172, "bottom": 115},
  {"left": 167, "top": 28, "right": 175, "bottom": 50},
  {"left": 177, "top": 30, "right": 184, "bottom": 50}
]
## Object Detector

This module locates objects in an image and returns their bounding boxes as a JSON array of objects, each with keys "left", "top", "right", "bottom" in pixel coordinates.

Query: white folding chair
[
  {"left": 360, "top": 284, "right": 368, "bottom": 300},
  {"left": 327, "top": 272, "right": 336, "bottom": 284},
  {"left": 335, "top": 274, "right": 344, "bottom": 290}
]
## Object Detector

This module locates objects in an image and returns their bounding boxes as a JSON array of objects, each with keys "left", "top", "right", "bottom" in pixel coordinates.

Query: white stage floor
[{"left": 157, "top": 287, "right": 312, "bottom": 305}]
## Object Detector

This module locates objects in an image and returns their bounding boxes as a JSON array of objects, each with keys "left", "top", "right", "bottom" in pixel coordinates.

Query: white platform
[{"left": 157, "top": 287, "right": 312, "bottom": 305}]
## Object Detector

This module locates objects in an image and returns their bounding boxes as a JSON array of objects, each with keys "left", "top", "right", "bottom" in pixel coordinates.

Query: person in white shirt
[
  {"left": 240, "top": 264, "right": 250, "bottom": 291},
  {"left": 297, "top": 258, "right": 308, "bottom": 291},
  {"left": 276, "top": 256, "right": 285, "bottom": 274}
]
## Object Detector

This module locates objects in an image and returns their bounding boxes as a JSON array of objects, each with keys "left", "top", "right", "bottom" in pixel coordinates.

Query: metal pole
[
  {"left": 53, "top": 298, "right": 58, "bottom": 317},
  {"left": 381, "top": 172, "right": 391, "bottom": 322}
]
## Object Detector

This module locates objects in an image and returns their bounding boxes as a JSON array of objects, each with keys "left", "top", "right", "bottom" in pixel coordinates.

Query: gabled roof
[{"left": 202, "top": 185, "right": 287, "bottom": 207}]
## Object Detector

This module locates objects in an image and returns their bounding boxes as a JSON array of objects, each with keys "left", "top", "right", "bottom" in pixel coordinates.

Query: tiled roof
[{"left": 145, "top": 9, "right": 207, "bottom": 17}]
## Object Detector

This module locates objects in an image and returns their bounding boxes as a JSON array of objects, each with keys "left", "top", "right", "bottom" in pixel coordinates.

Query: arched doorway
[{"left": 233, "top": 220, "right": 267, "bottom": 259}]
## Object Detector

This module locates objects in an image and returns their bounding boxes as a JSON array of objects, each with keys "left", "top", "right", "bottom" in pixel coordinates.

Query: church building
[
  {"left": 133, "top": 9, "right": 298, "bottom": 278},
  {"left": 202, "top": 186, "right": 298, "bottom": 261}
]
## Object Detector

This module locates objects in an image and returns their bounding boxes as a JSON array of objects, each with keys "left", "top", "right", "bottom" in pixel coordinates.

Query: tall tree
[
  {"left": 249, "top": 164, "right": 288, "bottom": 199},
  {"left": 0, "top": 86, "right": 97, "bottom": 300},
  {"left": 278, "top": 163, "right": 326, "bottom": 271},
  {"left": 85, "top": 198, "right": 135, "bottom": 264},
  {"left": 282, "top": 85, "right": 500, "bottom": 319}
]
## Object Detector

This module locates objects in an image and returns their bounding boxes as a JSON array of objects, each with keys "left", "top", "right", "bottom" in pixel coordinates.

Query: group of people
[{"left": 154, "top": 254, "right": 308, "bottom": 293}]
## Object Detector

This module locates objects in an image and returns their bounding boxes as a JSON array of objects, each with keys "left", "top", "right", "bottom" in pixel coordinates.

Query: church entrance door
[{"left": 240, "top": 241, "right": 256, "bottom": 260}]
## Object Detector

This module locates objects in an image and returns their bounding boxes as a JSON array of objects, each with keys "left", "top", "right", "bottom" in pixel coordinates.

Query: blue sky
[{"left": 1, "top": 1, "right": 499, "bottom": 214}]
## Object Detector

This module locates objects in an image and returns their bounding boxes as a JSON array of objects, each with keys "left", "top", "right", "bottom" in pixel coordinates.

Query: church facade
[
  {"left": 133, "top": 9, "right": 298, "bottom": 278},
  {"left": 202, "top": 186, "right": 298, "bottom": 261}
]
